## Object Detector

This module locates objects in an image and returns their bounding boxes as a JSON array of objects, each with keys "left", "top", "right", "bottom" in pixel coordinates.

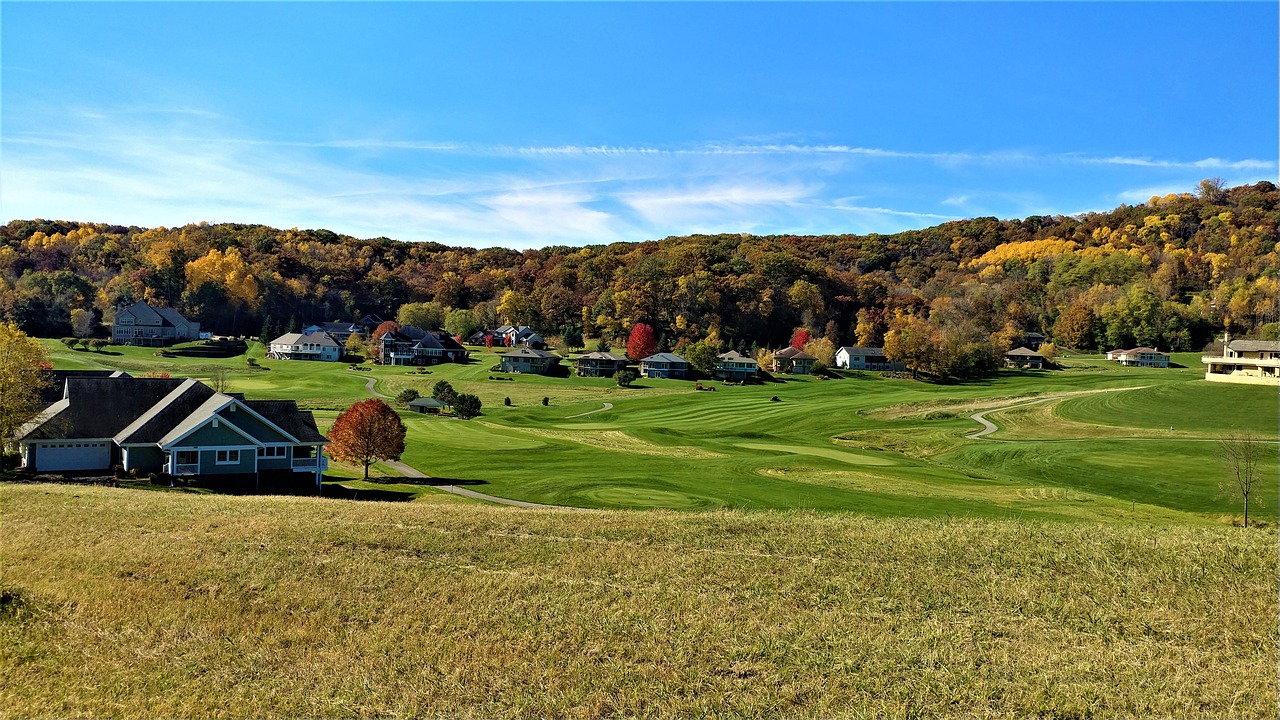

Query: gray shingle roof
[
  {"left": 1006, "top": 347, "right": 1043, "bottom": 357},
  {"left": 115, "top": 379, "right": 217, "bottom": 444},
  {"left": 1229, "top": 340, "right": 1280, "bottom": 352},
  {"left": 242, "top": 401, "right": 328, "bottom": 444},
  {"left": 577, "top": 351, "right": 628, "bottom": 362},
  {"left": 774, "top": 347, "right": 815, "bottom": 360},
  {"left": 20, "top": 378, "right": 188, "bottom": 440},
  {"left": 641, "top": 353, "right": 687, "bottom": 364},
  {"left": 501, "top": 346, "right": 560, "bottom": 359},
  {"left": 837, "top": 346, "right": 886, "bottom": 355}
]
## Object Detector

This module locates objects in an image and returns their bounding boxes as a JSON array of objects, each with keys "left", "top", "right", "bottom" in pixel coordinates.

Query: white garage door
[{"left": 36, "top": 441, "right": 112, "bottom": 472}]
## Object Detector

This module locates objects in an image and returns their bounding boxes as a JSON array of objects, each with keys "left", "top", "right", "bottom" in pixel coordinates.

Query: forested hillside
[{"left": 3, "top": 180, "right": 1275, "bottom": 360}]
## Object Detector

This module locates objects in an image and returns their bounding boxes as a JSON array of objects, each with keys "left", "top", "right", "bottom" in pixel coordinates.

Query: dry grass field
[{"left": 3, "top": 484, "right": 1276, "bottom": 718}]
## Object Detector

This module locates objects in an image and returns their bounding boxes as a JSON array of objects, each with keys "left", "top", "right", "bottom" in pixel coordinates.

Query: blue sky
[{"left": 3, "top": 2, "right": 1276, "bottom": 248}]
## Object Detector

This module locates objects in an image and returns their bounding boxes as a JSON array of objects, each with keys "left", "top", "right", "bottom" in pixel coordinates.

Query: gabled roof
[
  {"left": 119, "top": 301, "right": 164, "bottom": 325},
  {"left": 271, "top": 331, "right": 339, "bottom": 347},
  {"left": 577, "top": 351, "right": 628, "bottom": 362},
  {"left": 114, "top": 378, "right": 216, "bottom": 444},
  {"left": 1229, "top": 339, "right": 1280, "bottom": 352},
  {"left": 408, "top": 397, "right": 446, "bottom": 409},
  {"left": 154, "top": 306, "right": 194, "bottom": 328},
  {"left": 19, "top": 378, "right": 189, "bottom": 440},
  {"left": 774, "top": 347, "right": 815, "bottom": 360},
  {"left": 641, "top": 352, "right": 687, "bottom": 364},
  {"left": 242, "top": 401, "right": 328, "bottom": 444},
  {"left": 500, "top": 346, "right": 560, "bottom": 359},
  {"left": 837, "top": 346, "right": 886, "bottom": 355},
  {"left": 435, "top": 333, "right": 467, "bottom": 352},
  {"left": 1006, "top": 347, "right": 1043, "bottom": 357},
  {"left": 717, "top": 350, "right": 757, "bottom": 363}
]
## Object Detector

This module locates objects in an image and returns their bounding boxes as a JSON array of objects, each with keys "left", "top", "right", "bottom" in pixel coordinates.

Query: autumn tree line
[{"left": 2, "top": 179, "right": 1274, "bottom": 379}]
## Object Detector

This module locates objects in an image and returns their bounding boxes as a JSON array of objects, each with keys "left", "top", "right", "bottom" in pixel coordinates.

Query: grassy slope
[
  {"left": 2, "top": 484, "right": 1275, "bottom": 719},
  {"left": 41, "top": 342, "right": 1279, "bottom": 522}
]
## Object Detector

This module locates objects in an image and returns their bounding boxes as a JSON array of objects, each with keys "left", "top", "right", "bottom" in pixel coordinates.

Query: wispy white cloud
[{"left": 3, "top": 105, "right": 1275, "bottom": 247}]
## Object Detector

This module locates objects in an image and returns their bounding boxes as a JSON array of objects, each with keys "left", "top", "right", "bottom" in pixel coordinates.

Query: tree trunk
[{"left": 363, "top": 459, "right": 370, "bottom": 481}]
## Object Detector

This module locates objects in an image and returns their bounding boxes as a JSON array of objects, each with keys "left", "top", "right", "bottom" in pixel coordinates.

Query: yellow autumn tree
[
  {"left": 185, "top": 248, "right": 261, "bottom": 310},
  {"left": 0, "top": 322, "right": 51, "bottom": 451}
]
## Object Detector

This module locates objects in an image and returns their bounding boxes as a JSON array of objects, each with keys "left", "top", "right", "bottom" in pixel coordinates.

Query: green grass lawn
[{"left": 42, "top": 340, "right": 1279, "bottom": 523}]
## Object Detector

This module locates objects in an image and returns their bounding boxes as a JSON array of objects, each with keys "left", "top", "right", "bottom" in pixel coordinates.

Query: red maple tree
[
  {"left": 790, "top": 328, "right": 811, "bottom": 350},
  {"left": 372, "top": 320, "right": 400, "bottom": 339},
  {"left": 326, "top": 399, "right": 407, "bottom": 480},
  {"left": 626, "top": 323, "right": 657, "bottom": 360}
]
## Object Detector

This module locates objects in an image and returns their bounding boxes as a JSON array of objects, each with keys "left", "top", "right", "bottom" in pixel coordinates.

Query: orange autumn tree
[{"left": 327, "top": 399, "right": 407, "bottom": 480}]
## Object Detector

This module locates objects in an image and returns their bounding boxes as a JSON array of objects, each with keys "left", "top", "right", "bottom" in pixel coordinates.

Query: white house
[
  {"left": 834, "top": 346, "right": 904, "bottom": 371},
  {"left": 267, "top": 331, "right": 342, "bottom": 362}
]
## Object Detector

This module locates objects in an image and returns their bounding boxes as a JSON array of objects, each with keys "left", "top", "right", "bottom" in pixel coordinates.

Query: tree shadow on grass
[
  {"left": 321, "top": 484, "right": 414, "bottom": 502},
  {"left": 365, "top": 475, "right": 490, "bottom": 487}
]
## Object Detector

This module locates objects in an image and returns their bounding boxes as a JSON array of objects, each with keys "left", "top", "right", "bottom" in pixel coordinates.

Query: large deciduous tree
[
  {"left": 626, "top": 323, "right": 657, "bottom": 361},
  {"left": 0, "top": 322, "right": 52, "bottom": 451},
  {"left": 1053, "top": 303, "right": 1100, "bottom": 350},
  {"left": 327, "top": 399, "right": 407, "bottom": 481}
]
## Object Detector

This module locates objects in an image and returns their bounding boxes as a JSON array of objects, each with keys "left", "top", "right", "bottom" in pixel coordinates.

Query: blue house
[
  {"left": 639, "top": 352, "right": 689, "bottom": 379},
  {"left": 17, "top": 376, "right": 329, "bottom": 488}
]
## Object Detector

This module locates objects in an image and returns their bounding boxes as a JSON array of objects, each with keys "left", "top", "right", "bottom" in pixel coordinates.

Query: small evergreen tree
[{"left": 453, "top": 393, "right": 482, "bottom": 420}]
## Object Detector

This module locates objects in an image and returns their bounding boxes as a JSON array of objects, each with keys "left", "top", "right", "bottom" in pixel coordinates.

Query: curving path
[
  {"left": 565, "top": 402, "right": 614, "bottom": 419},
  {"left": 966, "top": 398, "right": 1052, "bottom": 440},
  {"left": 381, "top": 460, "right": 565, "bottom": 509},
  {"left": 363, "top": 377, "right": 390, "bottom": 398}
]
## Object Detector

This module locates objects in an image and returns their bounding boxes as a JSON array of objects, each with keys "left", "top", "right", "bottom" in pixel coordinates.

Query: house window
[
  {"left": 176, "top": 450, "right": 198, "bottom": 464},
  {"left": 215, "top": 450, "right": 240, "bottom": 464},
  {"left": 257, "top": 446, "right": 286, "bottom": 458}
]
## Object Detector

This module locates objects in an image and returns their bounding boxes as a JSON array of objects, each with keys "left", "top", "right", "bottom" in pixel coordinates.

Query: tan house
[
  {"left": 1005, "top": 347, "right": 1045, "bottom": 369},
  {"left": 1203, "top": 337, "right": 1280, "bottom": 385},
  {"left": 772, "top": 346, "right": 816, "bottom": 374}
]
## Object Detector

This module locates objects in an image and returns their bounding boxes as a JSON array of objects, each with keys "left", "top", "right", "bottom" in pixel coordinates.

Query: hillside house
[
  {"left": 301, "top": 322, "right": 364, "bottom": 344},
  {"left": 714, "top": 350, "right": 758, "bottom": 381},
  {"left": 1203, "top": 337, "right": 1280, "bottom": 385},
  {"left": 268, "top": 331, "right": 342, "bottom": 361},
  {"left": 1005, "top": 347, "right": 1045, "bottom": 369},
  {"left": 639, "top": 352, "right": 689, "bottom": 379},
  {"left": 1020, "top": 331, "right": 1046, "bottom": 350},
  {"left": 16, "top": 377, "right": 329, "bottom": 487},
  {"left": 772, "top": 347, "right": 816, "bottom": 375},
  {"left": 379, "top": 326, "right": 469, "bottom": 366},
  {"left": 1105, "top": 347, "right": 1170, "bottom": 368},
  {"left": 834, "top": 346, "right": 903, "bottom": 371},
  {"left": 499, "top": 346, "right": 562, "bottom": 374},
  {"left": 493, "top": 325, "right": 544, "bottom": 348},
  {"left": 111, "top": 301, "right": 200, "bottom": 346},
  {"left": 575, "top": 351, "right": 629, "bottom": 377}
]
